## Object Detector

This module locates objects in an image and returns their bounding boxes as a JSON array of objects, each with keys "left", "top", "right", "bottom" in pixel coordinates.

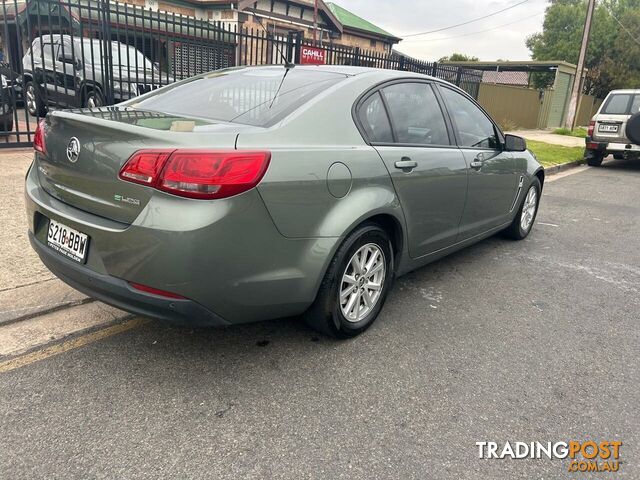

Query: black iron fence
[{"left": 0, "top": 0, "right": 483, "bottom": 148}]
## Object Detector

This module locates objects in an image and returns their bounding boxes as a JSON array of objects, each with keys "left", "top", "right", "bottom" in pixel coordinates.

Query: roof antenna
[
  {"left": 253, "top": 16, "right": 295, "bottom": 108},
  {"left": 254, "top": 16, "right": 295, "bottom": 70}
]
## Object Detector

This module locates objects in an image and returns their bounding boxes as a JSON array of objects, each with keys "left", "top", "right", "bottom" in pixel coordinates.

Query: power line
[
  {"left": 403, "top": 0, "right": 530, "bottom": 37},
  {"left": 403, "top": 12, "right": 544, "bottom": 42},
  {"left": 609, "top": 11, "right": 640, "bottom": 47}
]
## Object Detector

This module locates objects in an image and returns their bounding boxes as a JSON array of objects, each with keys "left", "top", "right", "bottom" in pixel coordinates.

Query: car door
[
  {"left": 32, "top": 41, "right": 55, "bottom": 103},
  {"left": 357, "top": 81, "right": 468, "bottom": 258},
  {"left": 438, "top": 85, "right": 520, "bottom": 239},
  {"left": 55, "top": 39, "right": 80, "bottom": 107}
]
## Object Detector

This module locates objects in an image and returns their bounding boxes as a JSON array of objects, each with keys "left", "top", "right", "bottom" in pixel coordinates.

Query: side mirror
[
  {"left": 74, "top": 59, "right": 83, "bottom": 71},
  {"left": 504, "top": 134, "right": 527, "bottom": 152},
  {"left": 625, "top": 112, "right": 640, "bottom": 145}
]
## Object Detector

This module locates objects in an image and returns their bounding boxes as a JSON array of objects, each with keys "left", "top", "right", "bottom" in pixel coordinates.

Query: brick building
[{"left": 124, "top": 0, "right": 401, "bottom": 54}]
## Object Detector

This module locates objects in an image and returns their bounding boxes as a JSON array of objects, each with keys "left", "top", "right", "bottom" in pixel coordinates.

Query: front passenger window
[
  {"left": 382, "top": 83, "right": 450, "bottom": 146},
  {"left": 440, "top": 87, "right": 499, "bottom": 149}
]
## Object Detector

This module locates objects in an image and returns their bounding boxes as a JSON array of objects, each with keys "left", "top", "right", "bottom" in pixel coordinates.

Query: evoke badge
[{"left": 66, "top": 137, "right": 80, "bottom": 163}]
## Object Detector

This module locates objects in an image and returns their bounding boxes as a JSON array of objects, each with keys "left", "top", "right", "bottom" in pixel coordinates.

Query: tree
[
  {"left": 438, "top": 53, "right": 479, "bottom": 62},
  {"left": 526, "top": 0, "right": 640, "bottom": 97}
]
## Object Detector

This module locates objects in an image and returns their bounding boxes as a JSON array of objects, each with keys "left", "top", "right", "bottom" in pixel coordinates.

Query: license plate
[
  {"left": 598, "top": 124, "right": 619, "bottom": 133},
  {"left": 47, "top": 219, "right": 89, "bottom": 263}
]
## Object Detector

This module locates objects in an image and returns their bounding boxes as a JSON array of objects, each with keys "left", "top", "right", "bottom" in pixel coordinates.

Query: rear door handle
[{"left": 394, "top": 158, "right": 417, "bottom": 171}]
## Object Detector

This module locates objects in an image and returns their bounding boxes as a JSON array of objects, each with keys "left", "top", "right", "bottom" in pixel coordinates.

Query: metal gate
[{"left": 0, "top": 0, "right": 482, "bottom": 148}]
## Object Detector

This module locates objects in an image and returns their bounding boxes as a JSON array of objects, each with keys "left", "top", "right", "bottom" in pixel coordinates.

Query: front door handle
[
  {"left": 470, "top": 153, "right": 484, "bottom": 169},
  {"left": 394, "top": 157, "right": 418, "bottom": 172}
]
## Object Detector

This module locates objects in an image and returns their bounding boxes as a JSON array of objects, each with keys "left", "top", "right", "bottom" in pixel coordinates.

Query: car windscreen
[
  {"left": 130, "top": 68, "right": 347, "bottom": 127},
  {"left": 601, "top": 94, "right": 640, "bottom": 115}
]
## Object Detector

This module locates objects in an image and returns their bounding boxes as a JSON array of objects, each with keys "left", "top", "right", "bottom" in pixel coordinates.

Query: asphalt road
[{"left": 1, "top": 159, "right": 638, "bottom": 479}]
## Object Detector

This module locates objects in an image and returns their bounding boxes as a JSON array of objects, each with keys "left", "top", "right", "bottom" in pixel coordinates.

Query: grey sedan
[{"left": 25, "top": 65, "right": 543, "bottom": 337}]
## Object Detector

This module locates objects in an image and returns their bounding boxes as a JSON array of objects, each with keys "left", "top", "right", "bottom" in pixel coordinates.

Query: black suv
[{"left": 22, "top": 35, "right": 169, "bottom": 116}]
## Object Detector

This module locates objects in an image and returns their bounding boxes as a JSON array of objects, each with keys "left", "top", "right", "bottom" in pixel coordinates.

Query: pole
[
  {"left": 313, "top": 0, "right": 318, "bottom": 44},
  {"left": 566, "top": 0, "right": 596, "bottom": 129}
]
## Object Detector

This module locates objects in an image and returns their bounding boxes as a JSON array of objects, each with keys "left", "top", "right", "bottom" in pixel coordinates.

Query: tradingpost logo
[{"left": 476, "top": 441, "right": 622, "bottom": 473}]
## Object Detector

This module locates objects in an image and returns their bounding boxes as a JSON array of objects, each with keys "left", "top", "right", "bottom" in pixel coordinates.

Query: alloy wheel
[
  {"left": 87, "top": 95, "right": 99, "bottom": 108},
  {"left": 26, "top": 85, "right": 37, "bottom": 116},
  {"left": 520, "top": 186, "right": 538, "bottom": 232},
  {"left": 339, "top": 243, "right": 386, "bottom": 323}
]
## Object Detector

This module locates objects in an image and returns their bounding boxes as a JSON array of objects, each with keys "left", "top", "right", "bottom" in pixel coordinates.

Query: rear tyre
[
  {"left": 304, "top": 223, "right": 394, "bottom": 338},
  {"left": 586, "top": 152, "right": 604, "bottom": 167},
  {"left": 503, "top": 177, "right": 541, "bottom": 240},
  {"left": 0, "top": 117, "right": 13, "bottom": 132},
  {"left": 25, "top": 81, "right": 47, "bottom": 117}
]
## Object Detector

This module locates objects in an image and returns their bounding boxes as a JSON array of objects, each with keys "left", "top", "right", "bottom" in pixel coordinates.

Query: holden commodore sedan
[{"left": 25, "top": 65, "right": 543, "bottom": 338}]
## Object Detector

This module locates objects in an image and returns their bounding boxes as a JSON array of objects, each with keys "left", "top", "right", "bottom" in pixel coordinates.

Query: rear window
[
  {"left": 131, "top": 67, "right": 346, "bottom": 127},
  {"left": 601, "top": 94, "right": 640, "bottom": 115}
]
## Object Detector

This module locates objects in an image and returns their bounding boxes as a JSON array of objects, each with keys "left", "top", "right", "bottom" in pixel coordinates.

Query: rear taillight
[
  {"left": 119, "top": 150, "right": 173, "bottom": 186},
  {"left": 588, "top": 120, "right": 595, "bottom": 137},
  {"left": 119, "top": 149, "right": 271, "bottom": 200},
  {"left": 34, "top": 119, "right": 46, "bottom": 154}
]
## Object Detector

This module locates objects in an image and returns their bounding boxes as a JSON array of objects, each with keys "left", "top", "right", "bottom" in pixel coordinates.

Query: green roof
[{"left": 326, "top": 2, "right": 399, "bottom": 40}]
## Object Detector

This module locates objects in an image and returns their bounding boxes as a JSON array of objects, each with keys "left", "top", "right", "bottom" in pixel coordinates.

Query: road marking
[
  {"left": 547, "top": 166, "right": 589, "bottom": 182},
  {"left": 0, "top": 317, "right": 149, "bottom": 374},
  {"left": 538, "top": 222, "right": 559, "bottom": 227}
]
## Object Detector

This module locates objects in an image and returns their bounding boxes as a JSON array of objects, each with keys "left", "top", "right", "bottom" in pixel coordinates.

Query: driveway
[{"left": 0, "top": 158, "right": 637, "bottom": 479}]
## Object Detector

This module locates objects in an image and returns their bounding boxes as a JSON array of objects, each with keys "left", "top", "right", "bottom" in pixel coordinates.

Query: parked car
[
  {"left": 0, "top": 72, "right": 14, "bottom": 132},
  {"left": 22, "top": 35, "right": 168, "bottom": 117},
  {"left": 585, "top": 89, "right": 640, "bottom": 166},
  {"left": 25, "top": 66, "right": 543, "bottom": 338}
]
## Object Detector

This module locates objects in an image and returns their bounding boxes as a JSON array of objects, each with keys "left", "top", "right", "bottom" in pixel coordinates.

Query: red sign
[{"left": 300, "top": 46, "right": 326, "bottom": 65}]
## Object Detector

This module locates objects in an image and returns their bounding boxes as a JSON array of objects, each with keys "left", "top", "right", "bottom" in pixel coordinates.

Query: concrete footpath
[
  {"left": 508, "top": 129, "right": 585, "bottom": 148},
  {"left": 0, "top": 150, "right": 130, "bottom": 356}
]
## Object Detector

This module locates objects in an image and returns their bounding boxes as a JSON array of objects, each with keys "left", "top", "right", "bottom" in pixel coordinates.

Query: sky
[{"left": 335, "top": 0, "right": 549, "bottom": 61}]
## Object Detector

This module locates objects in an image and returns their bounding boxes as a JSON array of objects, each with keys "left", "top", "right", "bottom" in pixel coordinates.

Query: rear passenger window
[
  {"left": 358, "top": 92, "right": 393, "bottom": 143},
  {"left": 381, "top": 83, "right": 450, "bottom": 145},
  {"left": 631, "top": 95, "right": 640, "bottom": 114},
  {"left": 602, "top": 94, "right": 632, "bottom": 114},
  {"left": 42, "top": 42, "right": 58, "bottom": 61}
]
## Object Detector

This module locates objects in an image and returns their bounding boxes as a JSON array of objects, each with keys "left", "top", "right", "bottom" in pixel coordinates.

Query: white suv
[{"left": 585, "top": 89, "right": 640, "bottom": 166}]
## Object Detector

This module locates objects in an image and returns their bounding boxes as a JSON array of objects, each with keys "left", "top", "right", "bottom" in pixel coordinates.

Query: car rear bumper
[
  {"left": 29, "top": 231, "right": 229, "bottom": 326},
  {"left": 25, "top": 160, "right": 338, "bottom": 325},
  {"left": 586, "top": 138, "right": 640, "bottom": 153}
]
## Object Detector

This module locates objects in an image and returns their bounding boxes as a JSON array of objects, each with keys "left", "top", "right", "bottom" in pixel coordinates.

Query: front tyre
[
  {"left": 304, "top": 224, "right": 394, "bottom": 338},
  {"left": 25, "top": 81, "right": 47, "bottom": 117},
  {"left": 504, "top": 177, "right": 541, "bottom": 240}
]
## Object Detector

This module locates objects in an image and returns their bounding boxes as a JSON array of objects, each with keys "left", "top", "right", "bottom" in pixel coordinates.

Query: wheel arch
[
  {"left": 316, "top": 208, "right": 406, "bottom": 290},
  {"left": 534, "top": 168, "right": 545, "bottom": 190},
  {"left": 80, "top": 82, "right": 104, "bottom": 105}
]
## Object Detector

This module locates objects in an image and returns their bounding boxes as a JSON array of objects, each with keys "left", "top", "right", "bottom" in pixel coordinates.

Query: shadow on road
[{"left": 602, "top": 157, "right": 640, "bottom": 173}]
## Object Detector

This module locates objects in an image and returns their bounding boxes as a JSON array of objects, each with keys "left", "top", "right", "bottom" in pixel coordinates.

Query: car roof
[
  {"left": 246, "top": 64, "right": 444, "bottom": 82},
  {"left": 606, "top": 89, "right": 640, "bottom": 95}
]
